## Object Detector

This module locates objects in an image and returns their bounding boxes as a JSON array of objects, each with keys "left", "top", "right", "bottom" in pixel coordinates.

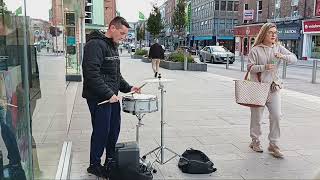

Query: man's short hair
[{"left": 109, "top": 16, "right": 130, "bottom": 29}]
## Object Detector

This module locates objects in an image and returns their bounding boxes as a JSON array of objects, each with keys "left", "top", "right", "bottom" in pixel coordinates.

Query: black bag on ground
[{"left": 178, "top": 148, "right": 217, "bottom": 174}]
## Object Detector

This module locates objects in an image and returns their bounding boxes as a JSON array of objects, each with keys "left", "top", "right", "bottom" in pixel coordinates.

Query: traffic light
[{"left": 49, "top": 26, "right": 62, "bottom": 37}]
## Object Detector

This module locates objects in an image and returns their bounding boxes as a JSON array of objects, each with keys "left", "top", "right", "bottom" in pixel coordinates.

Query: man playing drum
[{"left": 82, "top": 16, "right": 141, "bottom": 178}]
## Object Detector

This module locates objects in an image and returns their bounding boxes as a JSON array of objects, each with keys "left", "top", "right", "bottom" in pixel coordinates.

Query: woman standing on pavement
[{"left": 247, "top": 23, "right": 297, "bottom": 158}]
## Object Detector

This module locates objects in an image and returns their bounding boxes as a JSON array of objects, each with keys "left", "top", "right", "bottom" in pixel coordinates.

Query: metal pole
[
  {"left": 241, "top": 52, "right": 245, "bottom": 72},
  {"left": 226, "top": 54, "right": 229, "bottom": 69},
  {"left": 22, "top": 2, "right": 33, "bottom": 179},
  {"left": 184, "top": 49, "right": 188, "bottom": 71},
  {"left": 312, "top": 60, "right": 318, "bottom": 84},
  {"left": 282, "top": 60, "right": 287, "bottom": 79},
  {"left": 159, "top": 83, "right": 164, "bottom": 164}
]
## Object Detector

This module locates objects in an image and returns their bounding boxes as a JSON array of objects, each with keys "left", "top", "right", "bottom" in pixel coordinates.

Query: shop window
[{"left": 311, "top": 36, "right": 320, "bottom": 59}]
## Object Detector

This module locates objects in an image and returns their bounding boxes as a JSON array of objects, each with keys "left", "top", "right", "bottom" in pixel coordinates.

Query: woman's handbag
[{"left": 234, "top": 65, "right": 271, "bottom": 107}]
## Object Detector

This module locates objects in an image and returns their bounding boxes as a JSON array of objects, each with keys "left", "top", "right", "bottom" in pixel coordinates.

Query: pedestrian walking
[
  {"left": 148, "top": 39, "right": 165, "bottom": 78},
  {"left": 247, "top": 23, "right": 297, "bottom": 158}
]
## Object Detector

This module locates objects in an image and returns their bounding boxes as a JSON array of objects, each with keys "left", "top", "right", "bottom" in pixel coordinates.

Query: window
[
  {"left": 221, "top": 1, "right": 226, "bottom": 11},
  {"left": 215, "top": 1, "right": 219, "bottom": 10},
  {"left": 244, "top": 3, "right": 248, "bottom": 10},
  {"left": 233, "top": 19, "right": 238, "bottom": 25},
  {"left": 234, "top": 1, "right": 239, "bottom": 11},
  {"left": 226, "top": 19, "right": 233, "bottom": 29},
  {"left": 258, "top": 1, "right": 262, "bottom": 14},
  {"left": 219, "top": 19, "right": 225, "bottom": 32},
  {"left": 227, "top": 1, "right": 233, "bottom": 11}
]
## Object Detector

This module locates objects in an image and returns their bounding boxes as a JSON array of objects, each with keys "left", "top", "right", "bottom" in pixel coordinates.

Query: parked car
[{"left": 199, "top": 46, "right": 235, "bottom": 64}]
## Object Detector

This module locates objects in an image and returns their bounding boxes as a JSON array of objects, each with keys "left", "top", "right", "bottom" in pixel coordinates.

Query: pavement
[{"left": 64, "top": 52, "right": 320, "bottom": 179}]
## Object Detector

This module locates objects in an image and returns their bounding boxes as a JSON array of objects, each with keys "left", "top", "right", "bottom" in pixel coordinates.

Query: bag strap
[{"left": 244, "top": 64, "right": 262, "bottom": 82}]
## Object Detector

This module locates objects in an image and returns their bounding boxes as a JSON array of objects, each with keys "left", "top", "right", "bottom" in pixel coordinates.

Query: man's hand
[
  {"left": 274, "top": 53, "right": 284, "bottom": 60},
  {"left": 131, "top": 86, "right": 141, "bottom": 94},
  {"left": 265, "top": 64, "right": 276, "bottom": 71},
  {"left": 109, "top": 95, "right": 120, "bottom": 103}
]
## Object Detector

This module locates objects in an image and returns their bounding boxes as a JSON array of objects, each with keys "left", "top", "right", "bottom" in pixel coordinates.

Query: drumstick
[
  {"left": 126, "top": 82, "right": 148, "bottom": 95},
  {"left": 98, "top": 100, "right": 109, "bottom": 105}
]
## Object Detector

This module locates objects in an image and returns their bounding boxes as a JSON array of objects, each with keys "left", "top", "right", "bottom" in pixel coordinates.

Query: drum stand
[
  {"left": 135, "top": 113, "right": 145, "bottom": 144},
  {"left": 142, "top": 74, "right": 181, "bottom": 165}
]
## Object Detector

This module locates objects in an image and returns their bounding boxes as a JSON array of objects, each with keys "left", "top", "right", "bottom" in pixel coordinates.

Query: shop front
[
  {"left": 277, "top": 21, "right": 302, "bottom": 59},
  {"left": 1, "top": 0, "right": 37, "bottom": 179},
  {"left": 302, "top": 19, "right": 320, "bottom": 60},
  {"left": 234, "top": 24, "right": 263, "bottom": 56}
]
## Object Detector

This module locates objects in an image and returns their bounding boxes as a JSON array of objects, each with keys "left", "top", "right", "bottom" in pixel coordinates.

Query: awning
[
  {"left": 217, "top": 36, "right": 234, "bottom": 40},
  {"left": 194, "top": 36, "right": 212, "bottom": 41}
]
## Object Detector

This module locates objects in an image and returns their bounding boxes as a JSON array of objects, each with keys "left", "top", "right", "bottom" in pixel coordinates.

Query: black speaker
[{"left": 114, "top": 141, "right": 140, "bottom": 169}]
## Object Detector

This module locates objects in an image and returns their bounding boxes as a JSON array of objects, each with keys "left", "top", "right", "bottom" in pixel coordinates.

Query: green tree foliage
[{"left": 146, "top": 5, "right": 163, "bottom": 38}]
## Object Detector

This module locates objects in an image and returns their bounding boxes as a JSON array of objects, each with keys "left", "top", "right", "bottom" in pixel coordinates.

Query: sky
[
  {"left": 5, "top": 0, "right": 51, "bottom": 20},
  {"left": 4, "top": 0, "right": 165, "bottom": 22},
  {"left": 117, "top": 0, "right": 166, "bottom": 22}
]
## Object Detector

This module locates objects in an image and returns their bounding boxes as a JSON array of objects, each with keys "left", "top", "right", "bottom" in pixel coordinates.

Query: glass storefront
[
  {"left": 0, "top": 0, "right": 36, "bottom": 179},
  {"left": 311, "top": 35, "right": 320, "bottom": 59}
]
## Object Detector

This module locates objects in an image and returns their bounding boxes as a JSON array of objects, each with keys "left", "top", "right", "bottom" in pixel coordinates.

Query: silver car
[{"left": 199, "top": 46, "right": 234, "bottom": 64}]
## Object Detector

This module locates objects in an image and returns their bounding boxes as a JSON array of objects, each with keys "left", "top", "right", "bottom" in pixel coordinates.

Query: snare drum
[{"left": 122, "top": 94, "right": 158, "bottom": 114}]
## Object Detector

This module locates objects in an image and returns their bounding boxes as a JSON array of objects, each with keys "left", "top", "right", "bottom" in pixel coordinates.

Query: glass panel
[{"left": 0, "top": 0, "right": 33, "bottom": 179}]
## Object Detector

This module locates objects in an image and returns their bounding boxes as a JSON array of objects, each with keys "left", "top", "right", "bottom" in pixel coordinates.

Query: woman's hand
[
  {"left": 265, "top": 64, "right": 276, "bottom": 71},
  {"left": 275, "top": 53, "right": 285, "bottom": 60}
]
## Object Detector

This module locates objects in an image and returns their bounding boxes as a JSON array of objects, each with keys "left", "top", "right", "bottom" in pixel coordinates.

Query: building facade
[
  {"left": 104, "top": 0, "right": 117, "bottom": 27},
  {"left": 190, "top": 0, "right": 239, "bottom": 52}
]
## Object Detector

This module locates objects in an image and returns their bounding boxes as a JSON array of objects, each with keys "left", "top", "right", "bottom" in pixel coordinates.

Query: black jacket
[
  {"left": 148, "top": 43, "right": 165, "bottom": 59},
  {"left": 82, "top": 30, "right": 132, "bottom": 102}
]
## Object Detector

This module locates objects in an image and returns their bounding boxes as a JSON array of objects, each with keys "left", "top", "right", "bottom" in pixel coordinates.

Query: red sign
[
  {"left": 316, "top": 0, "right": 320, "bottom": 16},
  {"left": 233, "top": 25, "right": 262, "bottom": 36},
  {"left": 303, "top": 20, "right": 320, "bottom": 33}
]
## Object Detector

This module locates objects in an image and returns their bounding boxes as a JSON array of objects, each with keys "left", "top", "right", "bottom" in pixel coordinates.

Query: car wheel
[
  {"left": 211, "top": 56, "right": 215, "bottom": 63},
  {"left": 230, "top": 61, "right": 234, "bottom": 64}
]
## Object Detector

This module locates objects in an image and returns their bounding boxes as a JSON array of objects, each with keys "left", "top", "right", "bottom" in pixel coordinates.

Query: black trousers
[{"left": 87, "top": 100, "right": 121, "bottom": 166}]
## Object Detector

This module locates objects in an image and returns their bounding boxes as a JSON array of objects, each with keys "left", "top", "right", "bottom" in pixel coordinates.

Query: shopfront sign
[
  {"left": 303, "top": 20, "right": 320, "bottom": 33},
  {"left": 277, "top": 26, "right": 301, "bottom": 40}
]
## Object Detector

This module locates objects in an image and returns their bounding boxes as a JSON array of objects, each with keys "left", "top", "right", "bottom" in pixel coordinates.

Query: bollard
[
  {"left": 226, "top": 54, "right": 229, "bottom": 69},
  {"left": 184, "top": 49, "right": 188, "bottom": 71},
  {"left": 312, "top": 60, "right": 318, "bottom": 84},
  {"left": 241, "top": 53, "right": 245, "bottom": 72},
  {"left": 282, "top": 61, "right": 287, "bottom": 79}
]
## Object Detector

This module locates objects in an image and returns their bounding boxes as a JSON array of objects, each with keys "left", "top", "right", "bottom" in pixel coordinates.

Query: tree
[
  {"left": 172, "top": 0, "right": 186, "bottom": 44},
  {"left": 146, "top": 5, "right": 163, "bottom": 40},
  {"left": 136, "top": 23, "right": 145, "bottom": 49}
]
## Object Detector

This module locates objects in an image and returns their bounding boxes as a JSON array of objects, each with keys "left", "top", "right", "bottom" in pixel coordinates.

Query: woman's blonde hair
[{"left": 253, "top": 23, "right": 277, "bottom": 47}]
